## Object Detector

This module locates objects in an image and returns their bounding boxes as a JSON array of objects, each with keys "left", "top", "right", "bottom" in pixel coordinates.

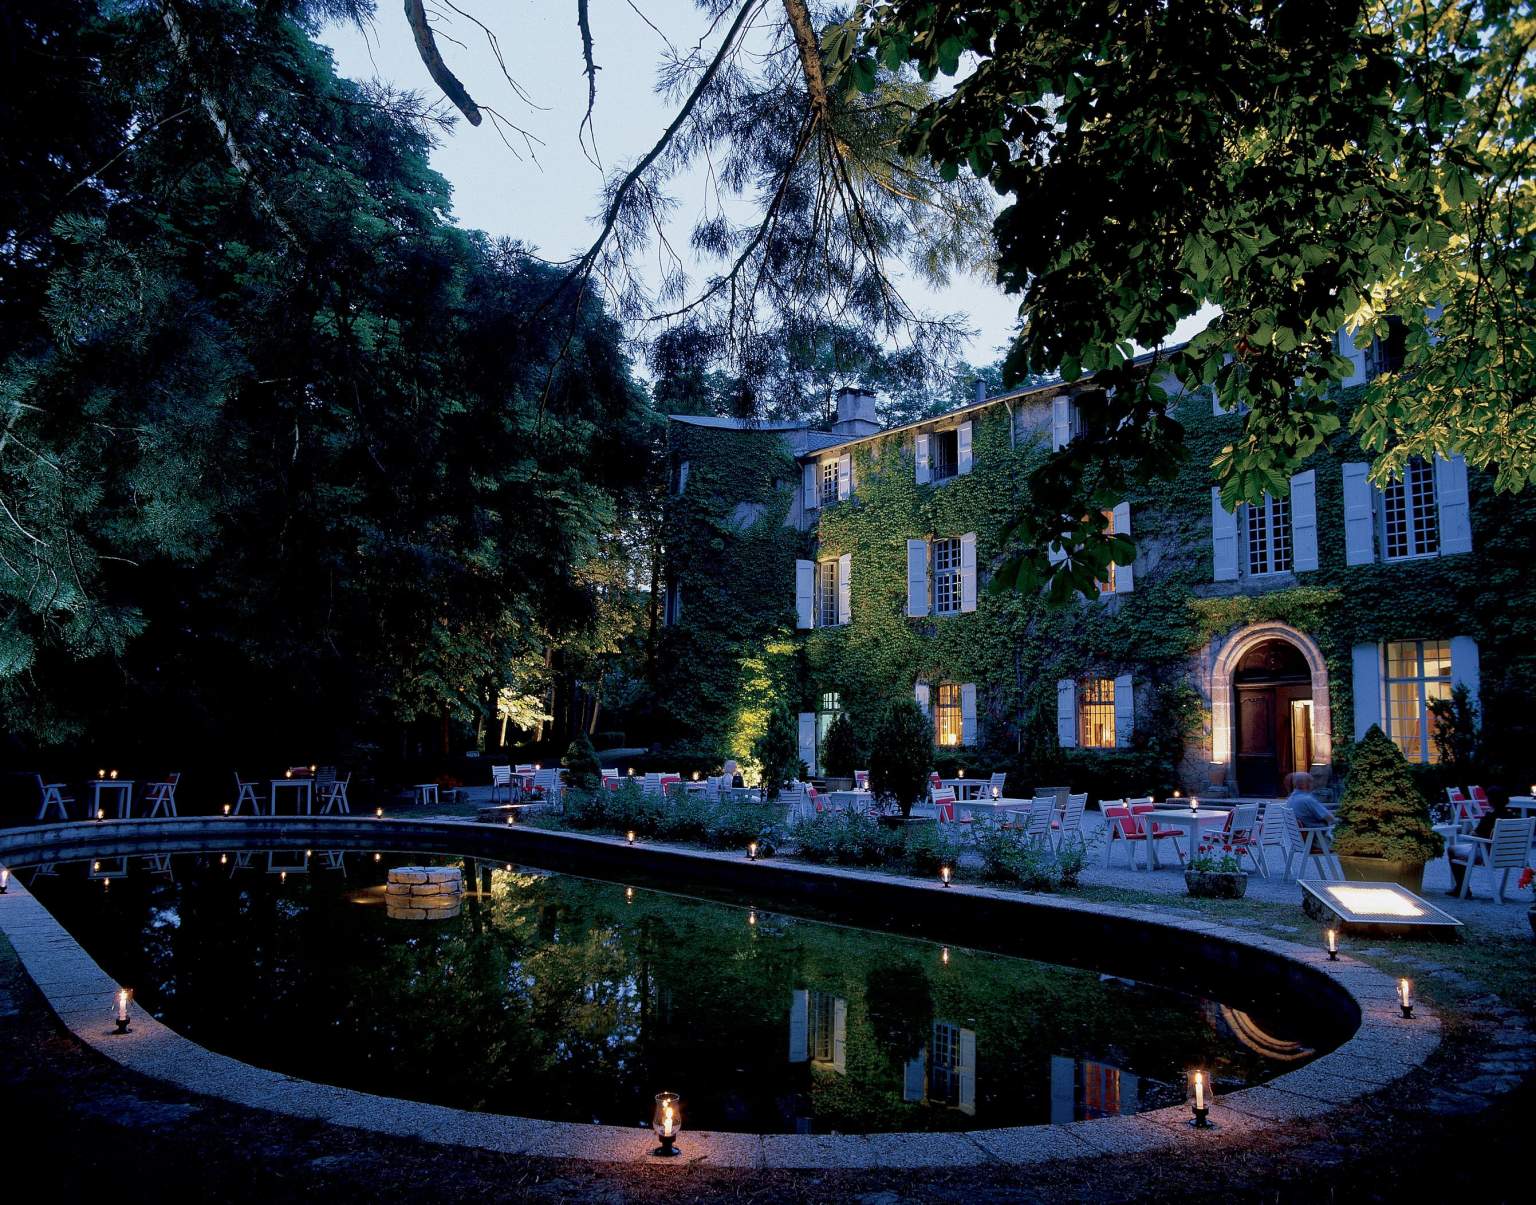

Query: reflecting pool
[{"left": 19, "top": 851, "right": 1323, "bottom": 1134}]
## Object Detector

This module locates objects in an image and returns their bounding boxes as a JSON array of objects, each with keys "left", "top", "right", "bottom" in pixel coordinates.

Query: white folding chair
[
  {"left": 489, "top": 764, "right": 514, "bottom": 805},
  {"left": 1222, "top": 803, "right": 1265, "bottom": 876},
  {"left": 1053, "top": 792, "right": 1088, "bottom": 852},
  {"left": 1281, "top": 806, "right": 1339, "bottom": 879},
  {"left": 34, "top": 774, "right": 74, "bottom": 821},
  {"left": 233, "top": 772, "right": 267, "bottom": 816},
  {"left": 319, "top": 771, "right": 352, "bottom": 814},
  {"left": 1447, "top": 818, "right": 1534, "bottom": 902},
  {"left": 144, "top": 772, "right": 180, "bottom": 818}
]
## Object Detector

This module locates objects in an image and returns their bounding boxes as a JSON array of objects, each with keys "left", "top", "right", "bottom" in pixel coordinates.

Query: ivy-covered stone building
[{"left": 658, "top": 353, "right": 1536, "bottom": 799}]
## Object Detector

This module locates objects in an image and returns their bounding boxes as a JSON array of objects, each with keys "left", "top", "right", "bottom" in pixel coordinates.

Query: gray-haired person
[{"left": 1286, "top": 771, "right": 1333, "bottom": 829}]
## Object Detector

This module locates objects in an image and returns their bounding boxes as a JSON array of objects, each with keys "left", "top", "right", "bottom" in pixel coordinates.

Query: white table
[
  {"left": 938, "top": 778, "right": 988, "bottom": 800},
  {"left": 1140, "top": 808, "right": 1229, "bottom": 870},
  {"left": 270, "top": 778, "right": 314, "bottom": 815},
  {"left": 1508, "top": 796, "right": 1536, "bottom": 814},
  {"left": 825, "top": 789, "right": 872, "bottom": 811},
  {"left": 951, "top": 796, "right": 1037, "bottom": 822},
  {"left": 89, "top": 779, "right": 135, "bottom": 819}
]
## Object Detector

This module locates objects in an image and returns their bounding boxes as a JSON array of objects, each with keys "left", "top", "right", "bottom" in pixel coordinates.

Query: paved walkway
[{"left": 418, "top": 788, "right": 1532, "bottom": 938}]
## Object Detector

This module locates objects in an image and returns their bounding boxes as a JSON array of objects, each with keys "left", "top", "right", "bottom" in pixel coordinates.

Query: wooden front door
[{"left": 1236, "top": 687, "right": 1279, "bottom": 797}]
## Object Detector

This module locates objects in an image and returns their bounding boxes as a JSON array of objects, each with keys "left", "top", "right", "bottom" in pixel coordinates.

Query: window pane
[
  {"left": 817, "top": 560, "right": 838, "bottom": 626},
  {"left": 933, "top": 538, "right": 962, "bottom": 614},
  {"left": 935, "top": 683, "right": 963, "bottom": 747},
  {"left": 1078, "top": 678, "right": 1116, "bottom": 748},
  {"left": 820, "top": 460, "right": 837, "bottom": 505}
]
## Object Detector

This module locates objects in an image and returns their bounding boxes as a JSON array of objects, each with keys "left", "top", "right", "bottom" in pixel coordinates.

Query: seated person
[
  {"left": 721, "top": 759, "right": 745, "bottom": 789},
  {"left": 1286, "top": 772, "right": 1333, "bottom": 828}
]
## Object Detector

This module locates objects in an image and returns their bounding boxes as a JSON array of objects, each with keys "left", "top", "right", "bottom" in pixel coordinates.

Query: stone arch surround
[{"left": 1206, "top": 621, "right": 1332, "bottom": 790}]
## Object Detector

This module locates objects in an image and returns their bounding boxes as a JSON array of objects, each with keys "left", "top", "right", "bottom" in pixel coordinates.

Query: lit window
[
  {"left": 931, "top": 430, "right": 959, "bottom": 481},
  {"left": 1245, "top": 493, "right": 1293, "bottom": 575},
  {"left": 1097, "top": 509, "right": 1117, "bottom": 594},
  {"left": 1383, "top": 459, "right": 1438, "bottom": 561},
  {"left": 932, "top": 538, "right": 962, "bottom": 614},
  {"left": 820, "top": 459, "right": 838, "bottom": 506},
  {"left": 816, "top": 559, "right": 839, "bottom": 627},
  {"left": 935, "top": 683, "right": 962, "bottom": 747},
  {"left": 1384, "top": 640, "right": 1451, "bottom": 763},
  {"left": 1078, "top": 678, "right": 1116, "bottom": 748}
]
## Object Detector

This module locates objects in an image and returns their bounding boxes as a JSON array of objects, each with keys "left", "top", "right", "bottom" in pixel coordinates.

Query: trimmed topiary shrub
[
  {"left": 870, "top": 698, "right": 934, "bottom": 818},
  {"left": 561, "top": 734, "right": 601, "bottom": 792},
  {"left": 1333, "top": 725, "right": 1444, "bottom": 864},
  {"left": 793, "top": 812, "right": 898, "bottom": 865},
  {"left": 821, "top": 712, "right": 861, "bottom": 777},
  {"left": 753, "top": 702, "right": 801, "bottom": 800}
]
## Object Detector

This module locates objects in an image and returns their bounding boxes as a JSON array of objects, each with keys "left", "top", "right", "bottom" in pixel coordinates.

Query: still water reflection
[{"left": 21, "top": 851, "right": 1318, "bottom": 1133}]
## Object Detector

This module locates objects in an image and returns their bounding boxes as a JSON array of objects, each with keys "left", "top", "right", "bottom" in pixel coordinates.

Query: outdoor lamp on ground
[
  {"left": 625, "top": 886, "right": 634, "bottom": 903},
  {"left": 505, "top": 813, "right": 515, "bottom": 826},
  {"left": 940, "top": 865, "right": 952, "bottom": 888},
  {"left": 0, "top": 867, "right": 9, "bottom": 894},
  {"left": 747, "top": 841, "right": 758, "bottom": 861},
  {"left": 1188, "top": 1069, "right": 1213, "bottom": 1128},
  {"left": 1399, "top": 978, "right": 1414, "bottom": 1018},
  {"left": 626, "top": 829, "right": 637, "bottom": 846},
  {"left": 941, "top": 946, "right": 950, "bottom": 966},
  {"left": 375, "top": 806, "right": 384, "bottom": 819},
  {"left": 652, "top": 1092, "right": 682, "bottom": 1156},
  {"left": 1326, "top": 929, "right": 1339, "bottom": 960},
  {"left": 747, "top": 907, "right": 757, "bottom": 927},
  {"left": 222, "top": 803, "right": 231, "bottom": 816},
  {"left": 95, "top": 808, "right": 105, "bottom": 822},
  {"left": 114, "top": 988, "right": 132, "bottom": 1034},
  {"left": 220, "top": 854, "right": 227, "bottom": 865},
  {"left": 991, "top": 785, "right": 1000, "bottom": 800}
]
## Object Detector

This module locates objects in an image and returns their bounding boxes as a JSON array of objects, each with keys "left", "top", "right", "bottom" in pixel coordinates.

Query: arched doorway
[
  {"left": 1233, "top": 640, "right": 1313, "bottom": 796},
  {"left": 1207, "top": 622, "right": 1332, "bottom": 799}
]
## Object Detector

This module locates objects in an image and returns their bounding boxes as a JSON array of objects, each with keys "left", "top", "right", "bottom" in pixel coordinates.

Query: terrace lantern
[
  {"left": 1326, "top": 929, "right": 1339, "bottom": 960},
  {"left": 1398, "top": 978, "right": 1414, "bottom": 1018},
  {"left": 0, "top": 867, "right": 8, "bottom": 893},
  {"left": 1188, "top": 1068, "right": 1213, "bottom": 1128},
  {"left": 114, "top": 988, "right": 132, "bottom": 1034},
  {"left": 652, "top": 1091, "right": 682, "bottom": 1156}
]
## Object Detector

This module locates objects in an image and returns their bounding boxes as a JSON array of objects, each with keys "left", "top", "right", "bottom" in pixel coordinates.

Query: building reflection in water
[
  {"left": 902, "top": 1020, "right": 977, "bottom": 1115},
  {"left": 1049, "top": 1056, "right": 1139, "bottom": 1122},
  {"left": 788, "top": 989, "right": 846, "bottom": 1073}
]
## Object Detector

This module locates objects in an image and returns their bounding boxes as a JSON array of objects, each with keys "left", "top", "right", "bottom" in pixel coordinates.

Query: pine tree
[
  {"left": 752, "top": 702, "right": 801, "bottom": 800},
  {"left": 1332, "top": 725, "right": 1444, "bottom": 864},
  {"left": 820, "top": 712, "right": 861, "bottom": 777}
]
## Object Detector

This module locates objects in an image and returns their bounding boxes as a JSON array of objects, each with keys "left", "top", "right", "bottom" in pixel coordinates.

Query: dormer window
[
  {"left": 820, "top": 459, "right": 838, "bottom": 506},
  {"left": 931, "top": 429, "right": 960, "bottom": 481}
]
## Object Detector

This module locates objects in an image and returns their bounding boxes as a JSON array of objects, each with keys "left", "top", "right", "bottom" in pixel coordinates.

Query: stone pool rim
[{"left": 0, "top": 816, "right": 1439, "bottom": 1170}]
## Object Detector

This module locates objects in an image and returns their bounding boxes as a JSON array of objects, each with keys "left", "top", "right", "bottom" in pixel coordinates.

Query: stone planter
[
  {"left": 878, "top": 814, "right": 936, "bottom": 832},
  {"left": 1338, "top": 855, "right": 1426, "bottom": 894},
  {"left": 1184, "top": 870, "right": 1248, "bottom": 899}
]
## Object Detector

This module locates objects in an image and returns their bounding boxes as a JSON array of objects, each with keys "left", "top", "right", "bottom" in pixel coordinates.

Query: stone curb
[{"left": 0, "top": 817, "right": 1441, "bottom": 1169}]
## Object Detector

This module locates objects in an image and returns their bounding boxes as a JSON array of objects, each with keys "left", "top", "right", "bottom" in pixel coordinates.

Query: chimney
[
  {"left": 975, "top": 378, "right": 987, "bottom": 404},
  {"left": 831, "top": 386, "right": 881, "bottom": 438}
]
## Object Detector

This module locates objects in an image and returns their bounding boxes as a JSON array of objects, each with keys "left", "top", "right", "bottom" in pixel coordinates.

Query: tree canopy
[{"left": 0, "top": 0, "right": 654, "bottom": 753}]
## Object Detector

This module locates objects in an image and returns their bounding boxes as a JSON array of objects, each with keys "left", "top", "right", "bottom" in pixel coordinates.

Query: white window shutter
[
  {"left": 1290, "top": 469, "right": 1318, "bottom": 571},
  {"left": 957, "top": 420, "right": 973, "bottom": 475},
  {"left": 795, "top": 559, "right": 814, "bottom": 629},
  {"left": 788, "top": 989, "right": 808, "bottom": 1062},
  {"left": 906, "top": 539, "right": 928, "bottom": 617},
  {"left": 1337, "top": 328, "right": 1368, "bottom": 387},
  {"left": 797, "top": 711, "right": 817, "bottom": 776},
  {"left": 914, "top": 682, "right": 930, "bottom": 716},
  {"left": 1111, "top": 501, "right": 1133, "bottom": 593},
  {"left": 1113, "top": 674, "right": 1134, "bottom": 748},
  {"left": 676, "top": 461, "right": 690, "bottom": 494},
  {"left": 1351, "top": 643, "right": 1383, "bottom": 739},
  {"left": 960, "top": 532, "right": 978, "bottom": 612},
  {"left": 1051, "top": 397, "right": 1073, "bottom": 451},
  {"left": 960, "top": 684, "right": 977, "bottom": 744},
  {"left": 1056, "top": 679, "right": 1077, "bottom": 748},
  {"left": 914, "top": 433, "right": 931, "bottom": 484},
  {"left": 831, "top": 998, "right": 847, "bottom": 1073},
  {"left": 1435, "top": 454, "right": 1472, "bottom": 554},
  {"left": 958, "top": 1029, "right": 977, "bottom": 1116},
  {"left": 837, "top": 453, "right": 852, "bottom": 501},
  {"left": 1211, "top": 488, "right": 1239, "bottom": 580},
  {"left": 837, "top": 553, "right": 851, "bottom": 625},
  {"left": 1342, "top": 463, "right": 1375, "bottom": 565},
  {"left": 1450, "top": 636, "right": 1480, "bottom": 721},
  {"left": 803, "top": 462, "right": 819, "bottom": 511}
]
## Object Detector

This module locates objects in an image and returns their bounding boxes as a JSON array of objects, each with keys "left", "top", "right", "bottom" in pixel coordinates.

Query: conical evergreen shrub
[
  {"left": 561, "top": 734, "right": 601, "bottom": 792},
  {"left": 1332, "top": 725, "right": 1444, "bottom": 863}
]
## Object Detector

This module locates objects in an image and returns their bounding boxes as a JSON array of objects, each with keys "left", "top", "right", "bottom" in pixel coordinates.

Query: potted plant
[
  {"left": 1331, "top": 725, "right": 1444, "bottom": 892},
  {"left": 1185, "top": 838, "right": 1248, "bottom": 899},
  {"left": 869, "top": 697, "right": 935, "bottom": 829},
  {"left": 820, "top": 712, "right": 860, "bottom": 791}
]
